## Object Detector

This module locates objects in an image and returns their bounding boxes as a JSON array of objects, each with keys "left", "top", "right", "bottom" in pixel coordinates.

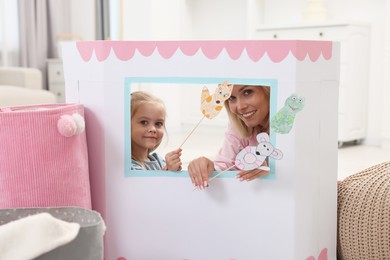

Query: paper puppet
[
  {"left": 181, "top": 81, "right": 233, "bottom": 148},
  {"left": 235, "top": 132, "right": 283, "bottom": 171},
  {"left": 271, "top": 94, "right": 305, "bottom": 134},
  {"left": 196, "top": 132, "right": 282, "bottom": 189},
  {"left": 201, "top": 81, "right": 233, "bottom": 119}
]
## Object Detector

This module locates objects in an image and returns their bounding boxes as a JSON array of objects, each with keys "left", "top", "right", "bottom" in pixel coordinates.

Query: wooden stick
[
  {"left": 209, "top": 165, "right": 236, "bottom": 181},
  {"left": 179, "top": 116, "right": 205, "bottom": 148},
  {"left": 193, "top": 165, "right": 236, "bottom": 191},
  {"left": 192, "top": 164, "right": 272, "bottom": 191}
]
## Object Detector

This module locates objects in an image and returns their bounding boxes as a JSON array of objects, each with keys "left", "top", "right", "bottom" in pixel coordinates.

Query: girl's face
[
  {"left": 227, "top": 85, "right": 269, "bottom": 128},
  {"left": 131, "top": 102, "right": 165, "bottom": 157}
]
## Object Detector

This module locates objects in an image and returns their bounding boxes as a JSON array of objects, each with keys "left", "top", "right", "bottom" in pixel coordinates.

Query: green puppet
[{"left": 271, "top": 94, "right": 305, "bottom": 134}]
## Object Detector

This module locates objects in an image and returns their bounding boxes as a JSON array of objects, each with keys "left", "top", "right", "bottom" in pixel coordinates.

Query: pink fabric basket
[{"left": 0, "top": 104, "right": 91, "bottom": 209}]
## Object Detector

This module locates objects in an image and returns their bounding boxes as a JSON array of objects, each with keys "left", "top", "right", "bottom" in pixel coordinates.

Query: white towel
[{"left": 0, "top": 212, "right": 80, "bottom": 260}]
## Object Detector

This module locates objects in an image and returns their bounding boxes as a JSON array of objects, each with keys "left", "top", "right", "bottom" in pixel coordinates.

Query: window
[{"left": 0, "top": 0, "right": 19, "bottom": 66}]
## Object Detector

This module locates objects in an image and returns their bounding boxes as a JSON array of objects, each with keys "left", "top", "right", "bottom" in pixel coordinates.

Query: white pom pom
[
  {"left": 72, "top": 113, "right": 85, "bottom": 135},
  {"left": 57, "top": 115, "right": 77, "bottom": 137}
]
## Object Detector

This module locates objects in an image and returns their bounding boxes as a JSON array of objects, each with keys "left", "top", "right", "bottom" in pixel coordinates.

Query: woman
[{"left": 188, "top": 85, "right": 270, "bottom": 189}]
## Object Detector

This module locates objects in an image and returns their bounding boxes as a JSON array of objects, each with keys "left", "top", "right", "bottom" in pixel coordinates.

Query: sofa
[{"left": 0, "top": 67, "right": 56, "bottom": 107}]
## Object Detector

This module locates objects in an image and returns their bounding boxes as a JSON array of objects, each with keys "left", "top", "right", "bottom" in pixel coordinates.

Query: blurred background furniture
[
  {"left": 0, "top": 67, "right": 56, "bottom": 107},
  {"left": 255, "top": 22, "right": 370, "bottom": 147},
  {"left": 47, "top": 59, "right": 65, "bottom": 103}
]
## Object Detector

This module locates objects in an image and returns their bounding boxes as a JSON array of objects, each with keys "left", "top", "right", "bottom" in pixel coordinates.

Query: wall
[
  {"left": 70, "top": 0, "right": 96, "bottom": 41},
  {"left": 121, "top": 0, "right": 186, "bottom": 40},
  {"left": 383, "top": 0, "right": 390, "bottom": 148},
  {"left": 184, "top": 0, "right": 249, "bottom": 40},
  {"left": 69, "top": 0, "right": 389, "bottom": 147}
]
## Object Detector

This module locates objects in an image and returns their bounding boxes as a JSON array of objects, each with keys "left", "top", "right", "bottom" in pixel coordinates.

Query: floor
[{"left": 338, "top": 142, "right": 390, "bottom": 180}]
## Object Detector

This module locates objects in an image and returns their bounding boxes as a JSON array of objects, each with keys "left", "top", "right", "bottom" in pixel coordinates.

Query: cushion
[{"left": 338, "top": 161, "right": 390, "bottom": 260}]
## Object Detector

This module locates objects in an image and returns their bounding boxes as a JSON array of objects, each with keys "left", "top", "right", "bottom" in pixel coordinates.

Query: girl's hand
[
  {"left": 188, "top": 157, "right": 215, "bottom": 189},
  {"left": 165, "top": 148, "right": 182, "bottom": 171},
  {"left": 236, "top": 161, "right": 269, "bottom": 181}
]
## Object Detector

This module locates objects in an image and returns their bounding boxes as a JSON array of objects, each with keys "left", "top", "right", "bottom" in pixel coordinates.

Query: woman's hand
[
  {"left": 236, "top": 161, "right": 269, "bottom": 181},
  {"left": 165, "top": 148, "right": 182, "bottom": 171},
  {"left": 188, "top": 156, "right": 215, "bottom": 189}
]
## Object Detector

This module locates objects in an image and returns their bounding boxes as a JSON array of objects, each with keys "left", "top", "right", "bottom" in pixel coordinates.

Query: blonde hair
[
  {"left": 130, "top": 91, "right": 167, "bottom": 161},
  {"left": 224, "top": 85, "right": 270, "bottom": 137}
]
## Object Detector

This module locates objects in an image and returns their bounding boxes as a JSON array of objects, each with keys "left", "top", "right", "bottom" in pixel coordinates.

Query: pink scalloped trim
[
  {"left": 76, "top": 40, "right": 332, "bottom": 63},
  {"left": 306, "top": 248, "right": 328, "bottom": 260}
]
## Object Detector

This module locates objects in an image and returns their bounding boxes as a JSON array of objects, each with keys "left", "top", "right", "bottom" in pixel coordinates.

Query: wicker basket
[
  {"left": 0, "top": 104, "right": 91, "bottom": 209},
  {"left": 338, "top": 161, "right": 390, "bottom": 260}
]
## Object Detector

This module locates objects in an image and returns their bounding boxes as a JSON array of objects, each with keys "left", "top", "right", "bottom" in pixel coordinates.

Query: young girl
[
  {"left": 131, "top": 91, "right": 182, "bottom": 171},
  {"left": 188, "top": 85, "right": 270, "bottom": 189}
]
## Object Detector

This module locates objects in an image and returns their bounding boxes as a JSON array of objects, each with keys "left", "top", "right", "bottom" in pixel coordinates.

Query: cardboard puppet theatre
[{"left": 62, "top": 40, "right": 339, "bottom": 260}]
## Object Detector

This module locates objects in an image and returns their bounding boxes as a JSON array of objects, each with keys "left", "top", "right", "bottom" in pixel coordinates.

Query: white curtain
[
  {"left": 0, "top": 0, "right": 20, "bottom": 66},
  {"left": 18, "top": 0, "right": 70, "bottom": 89}
]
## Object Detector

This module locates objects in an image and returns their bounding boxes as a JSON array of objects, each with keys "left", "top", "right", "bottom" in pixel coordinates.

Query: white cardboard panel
[{"left": 62, "top": 41, "right": 339, "bottom": 260}]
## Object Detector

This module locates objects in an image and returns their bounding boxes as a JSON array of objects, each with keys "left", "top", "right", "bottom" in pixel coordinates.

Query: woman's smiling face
[{"left": 227, "top": 85, "right": 269, "bottom": 128}]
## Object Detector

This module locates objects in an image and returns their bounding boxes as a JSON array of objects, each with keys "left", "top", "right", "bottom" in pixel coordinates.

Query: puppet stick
[
  {"left": 179, "top": 116, "right": 205, "bottom": 148},
  {"left": 209, "top": 165, "right": 236, "bottom": 181},
  {"left": 193, "top": 165, "right": 236, "bottom": 191}
]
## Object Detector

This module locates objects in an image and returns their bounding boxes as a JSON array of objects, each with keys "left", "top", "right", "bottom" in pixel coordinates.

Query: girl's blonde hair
[
  {"left": 224, "top": 85, "right": 270, "bottom": 137},
  {"left": 130, "top": 91, "right": 166, "bottom": 157}
]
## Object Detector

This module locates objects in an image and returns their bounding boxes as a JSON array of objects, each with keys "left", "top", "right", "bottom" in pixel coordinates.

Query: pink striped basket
[{"left": 0, "top": 104, "right": 91, "bottom": 209}]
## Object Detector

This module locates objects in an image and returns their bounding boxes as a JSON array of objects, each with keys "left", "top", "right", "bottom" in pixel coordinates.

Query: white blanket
[{"left": 0, "top": 212, "right": 80, "bottom": 260}]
